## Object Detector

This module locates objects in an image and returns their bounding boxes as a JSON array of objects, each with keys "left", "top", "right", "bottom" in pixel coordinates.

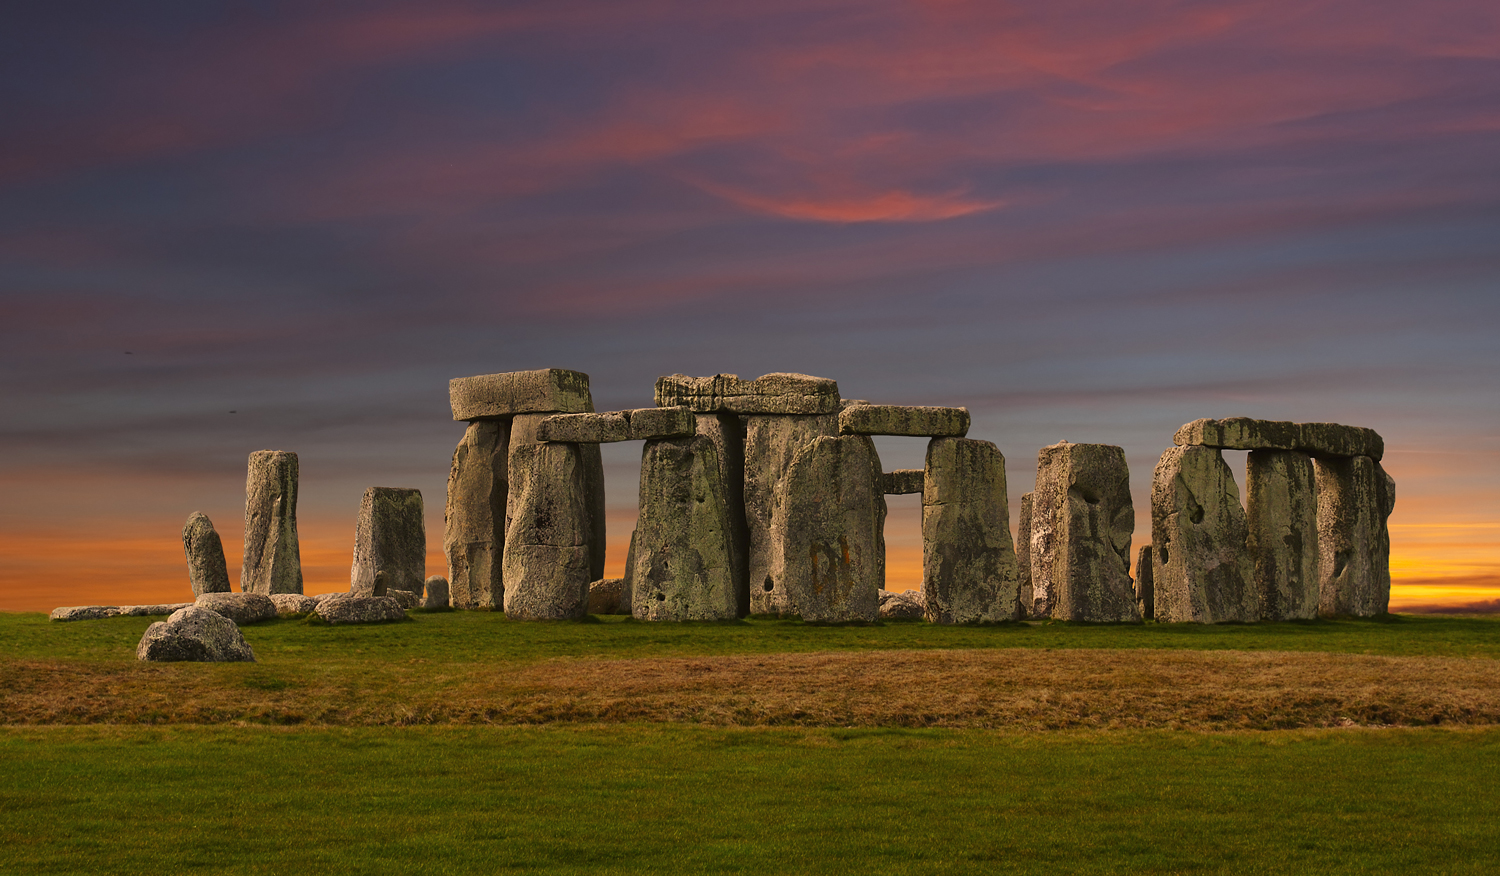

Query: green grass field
[{"left": 2, "top": 610, "right": 1498, "bottom": 874}]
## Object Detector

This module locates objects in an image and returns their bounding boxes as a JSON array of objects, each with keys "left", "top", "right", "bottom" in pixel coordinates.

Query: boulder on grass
[
  {"left": 588, "top": 578, "right": 626, "bottom": 614},
  {"left": 195, "top": 592, "right": 278, "bottom": 625},
  {"left": 269, "top": 593, "right": 318, "bottom": 616},
  {"left": 119, "top": 603, "right": 194, "bottom": 617},
  {"left": 50, "top": 606, "right": 121, "bottom": 622},
  {"left": 137, "top": 606, "right": 256, "bottom": 662},
  {"left": 387, "top": 589, "right": 420, "bottom": 609},
  {"left": 878, "top": 590, "right": 925, "bottom": 620},
  {"left": 314, "top": 596, "right": 406, "bottom": 625}
]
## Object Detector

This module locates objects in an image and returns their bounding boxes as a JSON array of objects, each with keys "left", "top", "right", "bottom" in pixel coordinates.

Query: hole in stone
[
  {"left": 655, "top": 591, "right": 665, "bottom": 601},
  {"left": 1189, "top": 503, "right": 1205, "bottom": 525},
  {"left": 762, "top": 577, "right": 774, "bottom": 593}
]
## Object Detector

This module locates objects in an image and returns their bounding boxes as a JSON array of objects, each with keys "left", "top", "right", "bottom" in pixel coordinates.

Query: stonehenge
[
  {"left": 921, "top": 437, "right": 1022, "bottom": 623},
  {"left": 1150, "top": 445, "right": 1257, "bottom": 623},
  {"left": 1027, "top": 442, "right": 1139, "bottom": 623}
]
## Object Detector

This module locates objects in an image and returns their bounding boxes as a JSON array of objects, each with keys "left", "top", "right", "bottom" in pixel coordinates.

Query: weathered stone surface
[
  {"left": 744, "top": 412, "right": 839, "bottom": 614},
  {"left": 511, "top": 412, "right": 606, "bottom": 584},
  {"left": 119, "top": 603, "right": 195, "bottom": 617},
  {"left": 502, "top": 436, "right": 593, "bottom": 620},
  {"left": 773, "top": 435, "right": 885, "bottom": 622},
  {"left": 1246, "top": 450, "right": 1320, "bottom": 620},
  {"left": 314, "top": 595, "right": 407, "bottom": 624},
  {"left": 878, "top": 590, "right": 925, "bottom": 620},
  {"left": 588, "top": 578, "right": 627, "bottom": 614},
  {"left": 422, "top": 575, "right": 450, "bottom": 609},
  {"left": 1029, "top": 442, "right": 1138, "bottom": 623},
  {"left": 1135, "top": 546, "right": 1154, "bottom": 621},
  {"left": 243, "top": 450, "right": 302, "bottom": 594},
  {"left": 311, "top": 592, "right": 347, "bottom": 604},
  {"left": 50, "top": 606, "right": 120, "bottom": 621},
  {"left": 537, "top": 412, "right": 630, "bottom": 444},
  {"left": 692, "top": 412, "right": 749, "bottom": 616},
  {"left": 1017, "top": 493, "right": 1033, "bottom": 617},
  {"left": 839, "top": 405, "right": 970, "bottom": 438},
  {"left": 627, "top": 436, "right": 738, "bottom": 621},
  {"left": 655, "top": 373, "right": 840, "bottom": 415},
  {"left": 136, "top": 606, "right": 256, "bottom": 662},
  {"left": 445, "top": 420, "right": 509, "bottom": 610},
  {"left": 269, "top": 593, "right": 318, "bottom": 616},
  {"left": 449, "top": 368, "right": 594, "bottom": 420},
  {"left": 882, "top": 470, "right": 924, "bottom": 495},
  {"left": 922, "top": 437, "right": 1022, "bottom": 623},
  {"left": 1150, "top": 445, "right": 1258, "bottom": 624},
  {"left": 1174, "top": 418, "right": 1383, "bottom": 461},
  {"left": 1315, "top": 455, "right": 1394, "bottom": 617},
  {"left": 195, "top": 592, "right": 278, "bottom": 625},
  {"left": 388, "top": 589, "right": 420, "bottom": 609},
  {"left": 628, "top": 406, "right": 695, "bottom": 440},
  {"left": 182, "top": 512, "right": 230, "bottom": 596},
  {"left": 351, "top": 487, "right": 426, "bottom": 597}
]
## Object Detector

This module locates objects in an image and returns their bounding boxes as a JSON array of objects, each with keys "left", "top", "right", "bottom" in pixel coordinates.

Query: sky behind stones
[{"left": 2, "top": 0, "right": 1498, "bottom": 611}]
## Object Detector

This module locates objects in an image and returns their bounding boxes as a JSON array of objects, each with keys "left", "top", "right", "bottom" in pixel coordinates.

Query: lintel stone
[
  {"left": 537, "top": 412, "right": 630, "bottom": 443},
  {"left": 628, "top": 406, "right": 695, "bottom": 441},
  {"left": 839, "top": 404, "right": 969, "bottom": 438},
  {"left": 654, "top": 373, "right": 839, "bottom": 415},
  {"left": 882, "top": 469, "right": 924, "bottom": 495},
  {"left": 449, "top": 369, "right": 594, "bottom": 421},
  {"left": 1174, "top": 417, "right": 1383, "bottom": 461}
]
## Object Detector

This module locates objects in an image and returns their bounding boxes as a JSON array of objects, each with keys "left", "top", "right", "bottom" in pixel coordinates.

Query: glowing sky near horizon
[{"left": 2, "top": 1, "right": 1498, "bottom": 612}]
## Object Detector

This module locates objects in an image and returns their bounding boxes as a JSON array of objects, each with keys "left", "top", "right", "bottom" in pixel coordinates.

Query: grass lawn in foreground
[{"left": 1, "top": 725, "right": 1496, "bottom": 875}]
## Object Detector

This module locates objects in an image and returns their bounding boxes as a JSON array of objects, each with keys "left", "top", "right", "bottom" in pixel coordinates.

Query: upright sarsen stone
[
  {"left": 1134, "top": 545, "right": 1154, "bottom": 621},
  {"left": 773, "top": 435, "right": 885, "bottom": 622},
  {"left": 627, "top": 436, "right": 737, "bottom": 621},
  {"left": 182, "top": 512, "right": 230, "bottom": 596},
  {"left": 242, "top": 450, "right": 302, "bottom": 595},
  {"left": 1029, "top": 442, "right": 1137, "bottom": 623},
  {"left": 444, "top": 421, "right": 509, "bottom": 610},
  {"left": 921, "top": 437, "right": 1022, "bottom": 623},
  {"left": 1150, "top": 445, "right": 1257, "bottom": 623},
  {"left": 351, "top": 487, "right": 426, "bottom": 597},
  {"left": 692, "top": 413, "right": 749, "bottom": 616},
  {"left": 743, "top": 412, "right": 839, "bottom": 614},
  {"left": 1246, "top": 450, "right": 1319, "bottom": 620},
  {"left": 1315, "top": 455, "right": 1394, "bottom": 617},
  {"left": 502, "top": 437, "right": 591, "bottom": 620},
  {"left": 1017, "top": 493, "right": 1034, "bottom": 616}
]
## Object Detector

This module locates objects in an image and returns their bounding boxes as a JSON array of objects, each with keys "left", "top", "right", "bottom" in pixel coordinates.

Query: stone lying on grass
[
  {"left": 422, "top": 575, "right": 450, "bottom": 609},
  {"left": 310, "top": 592, "right": 348, "bottom": 603},
  {"left": 50, "top": 605, "right": 121, "bottom": 622},
  {"left": 119, "top": 603, "right": 194, "bottom": 617},
  {"left": 136, "top": 606, "right": 256, "bottom": 662},
  {"left": 878, "top": 590, "right": 925, "bottom": 620},
  {"left": 314, "top": 595, "right": 406, "bottom": 624},
  {"left": 194, "top": 592, "right": 278, "bottom": 625},
  {"left": 588, "top": 577, "right": 626, "bottom": 614},
  {"left": 388, "top": 589, "right": 420, "bottom": 608},
  {"left": 269, "top": 593, "right": 318, "bottom": 616}
]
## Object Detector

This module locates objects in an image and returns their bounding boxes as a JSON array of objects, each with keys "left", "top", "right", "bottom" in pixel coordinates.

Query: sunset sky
[{"left": 2, "top": 1, "right": 1497, "bottom": 613}]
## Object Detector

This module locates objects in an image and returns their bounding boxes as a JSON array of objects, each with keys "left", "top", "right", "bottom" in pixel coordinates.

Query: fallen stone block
[
  {"left": 882, "top": 469, "right": 924, "bottom": 495},
  {"left": 387, "top": 589, "right": 420, "bottom": 609},
  {"left": 242, "top": 450, "right": 303, "bottom": 595},
  {"left": 195, "top": 592, "right": 278, "bottom": 625},
  {"left": 922, "top": 437, "right": 1022, "bottom": 623},
  {"left": 118, "top": 603, "right": 194, "bottom": 617},
  {"left": 314, "top": 595, "right": 407, "bottom": 624},
  {"left": 422, "top": 575, "right": 450, "bottom": 609},
  {"left": 311, "top": 592, "right": 348, "bottom": 603},
  {"left": 444, "top": 420, "right": 509, "bottom": 610},
  {"left": 744, "top": 411, "right": 839, "bottom": 614},
  {"left": 628, "top": 406, "right": 695, "bottom": 440},
  {"left": 627, "top": 436, "right": 738, "bottom": 621},
  {"left": 1246, "top": 450, "right": 1320, "bottom": 620},
  {"left": 655, "top": 373, "right": 840, "bottom": 415},
  {"left": 1173, "top": 418, "right": 1383, "bottom": 461},
  {"left": 537, "top": 411, "right": 630, "bottom": 443},
  {"left": 449, "top": 368, "right": 594, "bottom": 420},
  {"left": 1150, "top": 445, "right": 1257, "bottom": 623},
  {"left": 587, "top": 578, "right": 626, "bottom": 614},
  {"left": 269, "top": 593, "right": 318, "bottom": 616},
  {"left": 773, "top": 435, "right": 885, "bottom": 622},
  {"left": 182, "top": 512, "right": 231, "bottom": 596},
  {"left": 50, "top": 606, "right": 121, "bottom": 622},
  {"left": 1029, "top": 441, "right": 1138, "bottom": 623},
  {"left": 878, "top": 590, "right": 925, "bottom": 620},
  {"left": 137, "top": 606, "right": 256, "bottom": 662},
  {"left": 351, "top": 487, "right": 426, "bottom": 597},
  {"left": 839, "top": 404, "right": 969, "bottom": 438},
  {"left": 1316, "top": 455, "right": 1394, "bottom": 617}
]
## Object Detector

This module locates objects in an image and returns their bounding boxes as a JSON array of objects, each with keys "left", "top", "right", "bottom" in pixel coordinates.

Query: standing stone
[
  {"left": 510, "top": 413, "right": 606, "bottom": 587},
  {"left": 182, "top": 512, "right": 230, "bottom": 596},
  {"left": 1135, "top": 546, "right": 1154, "bottom": 621},
  {"left": 242, "top": 450, "right": 302, "bottom": 595},
  {"left": 1315, "top": 455, "right": 1394, "bottom": 617},
  {"left": 921, "top": 437, "right": 1022, "bottom": 623},
  {"left": 1029, "top": 442, "right": 1138, "bottom": 623},
  {"left": 1246, "top": 450, "right": 1319, "bottom": 620},
  {"left": 744, "top": 412, "right": 839, "bottom": 614},
  {"left": 773, "top": 435, "right": 885, "bottom": 622},
  {"left": 445, "top": 420, "right": 509, "bottom": 610},
  {"left": 422, "top": 575, "right": 450, "bottom": 609},
  {"left": 1017, "top": 493, "right": 1034, "bottom": 617},
  {"left": 351, "top": 487, "right": 426, "bottom": 597},
  {"left": 627, "top": 436, "right": 737, "bottom": 621},
  {"left": 502, "top": 437, "right": 592, "bottom": 620},
  {"left": 693, "top": 412, "right": 749, "bottom": 616},
  {"left": 1150, "top": 445, "right": 1257, "bottom": 623}
]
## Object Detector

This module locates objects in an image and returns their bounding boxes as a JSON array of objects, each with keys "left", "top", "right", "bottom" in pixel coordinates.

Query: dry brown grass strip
[{"left": 4, "top": 648, "right": 1499, "bottom": 729}]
